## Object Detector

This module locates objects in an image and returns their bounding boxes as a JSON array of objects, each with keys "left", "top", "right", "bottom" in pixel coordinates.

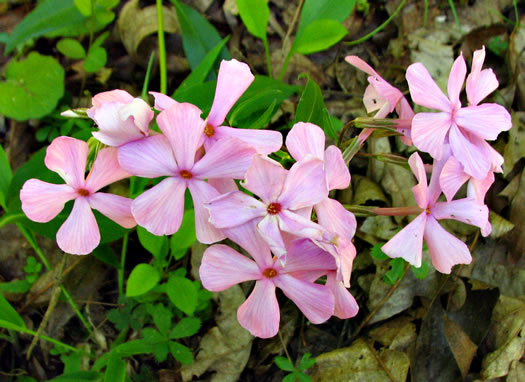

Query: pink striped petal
[
  {"left": 455, "top": 104, "right": 512, "bottom": 140},
  {"left": 369, "top": 76, "right": 403, "bottom": 114},
  {"left": 286, "top": 122, "right": 325, "bottom": 161},
  {"left": 411, "top": 112, "right": 451, "bottom": 160},
  {"left": 424, "top": 216, "right": 472, "bottom": 273},
  {"left": 278, "top": 209, "right": 327, "bottom": 243},
  {"left": 91, "top": 103, "right": 145, "bottom": 147},
  {"left": 57, "top": 197, "right": 100, "bottom": 255},
  {"left": 90, "top": 90, "right": 133, "bottom": 107},
  {"left": 45, "top": 137, "right": 88, "bottom": 188},
  {"left": 20, "top": 179, "right": 76, "bottom": 223},
  {"left": 440, "top": 156, "right": 470, "bottom": 201},
  {"left": 315, "top": 198, "right": 356, "bottom": 239},
  {"left": 200, "top": 244, "right": 261, "bottom": 291},
  {"left": 449, "top": 124, "right": 491, "bottom": 179},
  {"left": 274, "top": 274, "right": 334, "bottom": 324},
  {"left": 283, "top": 238, "right": 336, "bottom": 273},
  {"left": 222, "top": 219, "right": 273, "bottom": 268},
  {"left": 206, "top": 191, "right": 266, "bottom": 229},
  {"left": 363, "top": 84, "right": 389, "bottom": 115},
  {"left": 257, "top": 214, "right": 287, "bottom": 259},
  {"left": 156, "top": 103, "right": 204, "bottom": 170},
  {"left": 119, "top": 98, "right": 153, "bottom": 135},
  {"left": 85, "top": 148, "right": 130, "bottom": 192},
  {"left": 192, "top": 138, "right": 256, "bottom": 180},
  {"left": 131, "top": 177, "right": 185, "bottom": 235},
  {"left": 335, "top": 238, "right": 356, "bottom": 288},
  {"left": 427, "top": 146, "right": 450, "bottom": 205},
  {"left": 149, "top": 91, "right": 177, "bottom": 111},
  {"left": 432, "top": 198, "right": 489, "bottom": 233},
  {"left": 326, "top": 272, "right": 359, "bottom": 319},
  {"left": 241, "top": 155, "right": 287, "bottom": 203},
  {"left": 466, "top": 47, "right": 499, "bottom": 106},
  {"left": 278, "top": 158, "right": 328, "bottom": 210},
  {"left": 467, "top": 171, "right": 494, "bottom": 205},
  {"left": 214, "top": 125, "right": 283, "bottom": 155},
  {"left": 117, "top": 135, "right": 178, "bottom": 178},
  {"left": 447, "top": 54, "right": 467, "bottom": 109},
  {"left": 237, "top": 279, "right": 280, "bottom": 338},
  {"left": 406, "top": 63, "right": 452, "bottom": 112},
  {"left": 325, "top": 145, "right": 350, "bottom": 190},
  {"left": 345, "top": 56, "right": 379, "bottom": 77},
  {"left": 408, "top": 152, "right": 429, "bottom": 209},
  {"left": 87, "top": 192, "right": 135, "bottom": 228},
  {"left": 207, "top": 178, "right": 238, "bottom": 193},
  {"left": 208, "top": 59, "right": 255, "bottom": 128},
  {"left": 187, "top": 179, "right": 225, "bottom": 244},
  {"left": 382, "top": 212, "right": 427, "bottom": 268}
]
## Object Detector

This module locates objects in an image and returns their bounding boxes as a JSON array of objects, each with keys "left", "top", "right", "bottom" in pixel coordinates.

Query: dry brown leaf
[
  {"left": 443, "top": 314, "right": 478, "bottom": 377},
  {"left": 369, "top": 316, "right": 417, "bottom": 352},
  {"left": 504, "top": 112, "right": 525, "bottom": 175},
  {"left": 481, "top": 330, "right": 525, "bottom": 379}
]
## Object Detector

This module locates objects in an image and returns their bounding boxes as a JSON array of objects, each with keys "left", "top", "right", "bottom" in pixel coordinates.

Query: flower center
[
  {"left": 425, "top": 207, "right": 431, "bottom": 215},
  {"left": 180, "top": 170, "right": 193, "bottom": 179},
  {"left": 267, "top": 202, "right": 281, "bottom": 215},
  {"left": 77, "top": 188, "right": 90, "bottom": 197},
  {"left": 263, "top": 268, "right": 278, "bottom": 278},
  {"left": 204, "top": 124, "right": 215, "bottom": 137}
]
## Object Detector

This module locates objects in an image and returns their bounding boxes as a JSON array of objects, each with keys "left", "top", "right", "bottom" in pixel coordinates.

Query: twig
[{"left": 278, "top": 330, "right": 293, "bottom": 364}]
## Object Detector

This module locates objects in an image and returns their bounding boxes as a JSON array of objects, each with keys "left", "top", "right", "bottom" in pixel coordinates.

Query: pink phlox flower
[
  {"left": 117, "top": 102, "right": 257, "bottom": 243},
  {"left": 345, "top": 56, "right": 414, "bottom": 144},
  {"left": 86, "top": 89, "right": 154, "bottom": 147},
  {"left": 151, "top": 59, "right": 283, "bottom": 155},
  {"left": 199, "top": 220, "right": 335, "bottom": 338},
  {"left": 205, "top": 153, "right": 331, "bottom": 261},
  {"left": 20, "top": 137, "right": 136, "bottom": 255},
  {"left": 406, "top": 48, "right": 511, "bottom": 180},
  {"left": 382, "top": 152, "right": 490, "bottom": 273}
]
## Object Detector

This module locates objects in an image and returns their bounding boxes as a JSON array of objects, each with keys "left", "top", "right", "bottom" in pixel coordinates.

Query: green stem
[
  {"left": 156, "top": 0, "right": 168, "bottom": 94},
  {"left": 118, "top": 232, "right": 129, "bottom": 297},
  {"left": 0, "top": 213, "right": 25, "bottom": 229},
  {"left": 278, "top": 48, "right": 294, "bottom": 81},
  {"left": 263, "top": 37, "right": 273, "bottom": 77},
  {"left": 423, "top": 0, "right": 429, "bottom": 27},
  {"left": 345, "top": 0, "right": 408, "bottom": 46},
  {"left": 447, "top": 0, "right": 462, "bottom": 32}
]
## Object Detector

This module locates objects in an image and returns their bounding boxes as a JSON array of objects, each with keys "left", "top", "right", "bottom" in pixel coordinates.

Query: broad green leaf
[
  {"left": 370, "top": 243, "right": 389, "bottom": 260},
  {"left": 166, "top": 276, "right": 198, "bottom": 316},
  {"left": 113, "top": 339, "right": 154, "bottom": 357},
  {"left": 169, "top": 317, "right": 201, "bottom": 339},
  {"left": 84, "top": 46, "right": 107, "bottom": 73},
  {"left": 297, "top": 0, "right": 356, "bottom": 36},
  {"left": 298, "top": 353, "right": 316, "bottom": 370},
  {"left": 92, "top": 31, "right": 110, "bottom": 49},
  {"left": 137, "top": 226, "right": 169, "bottom": 260},
  {"left": 236, "top": 0, "right": 269, "bottom": 40},
  {"left": 104, "top": 353, "right": 126, "bottom": 382},
  {"left": 152, "top": 304, "right": 173, "bottom": 336},
  {"left": 384, "top": 258, "right": 405, "bottom": 285},
  {"left": 126, "top": 264, "right": 160, "bottom": 297},
  {"left": 274, "top": 356, "right": 295, "bottom": 372},
  {"left": 0, "top": 280, "right": 31, "bottom": 294},
  {"left": 297, "top": 372, "right": 313, "bottom": 382},
  {"left": 295, "top": 75, "right": 326, "bottom": 128},
  {"left": 283, "top": 374, "right": 299, "bottom": 382},
  {"left": 0, "top": 52, "right": 64, "bottom": 121},
  {"left": 171, "top": 0, "right": 230, "bottom": 70},
  {"left": 57, "top": 38, "right": 86, "bottom": 59},
  {"left": 322, "top": 110, "right": 343, "bottom": 141},
  {"left": 45, "top": 371, "right": 103, "bottom": 382},
  {"left": 174, "top": 81, "right": 216, "bottom": 112},
  {"left": 0, "top": 144, "right": 12, "bottom": 209},
  {"left": 92, "top": 244, "right": 120, "bottom": 269},
  {"left": 97, "top": 0, "right": 120, "bottom": 8},
  {"left": 143, "top": 328, "right": 169, "bottom": 362},
  {"left": 74, "top": 0, "right": 92, "bottom": 16},
  {"left": 169, "top": 341, "right": 193, "bottom": 364},
  {"left": 170, "top": 209, "right": 196, "bottom": 259},
  {"left": 411, "top": 261, "right": 429, "bottom": 280},
  {"left": 293, "top": 19, "right": 348, "bottom": 55},
  {"left": 0, "top": 293, "right": 25, "bottom": 327}
]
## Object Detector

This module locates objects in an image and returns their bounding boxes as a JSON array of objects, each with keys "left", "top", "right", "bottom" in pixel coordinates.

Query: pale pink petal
[
  {"left": 466, "top": 47, "right": 499, "bottom": 106},
  {"left": 449, "top": 124, "right": 491, "bottom": 179},
  {"left": 241, "top": 155, "right": 287, "bottom": 203},
  {"left": 324, "top": 145, "right": 350, "bottom": 190},
  {"left": 447, "top": 54, "right": 467, "bottom": 109},
  {"left": 455, "top": 104, "right": 512, "bottom": 140},
  {"left": 467, "top": 171, "right": 494, "bottom": 205},
  {"left": 406, "top": 63, "right": 452, "bottom": 112},
  {"left": 424, "top": 216, "right": 472, "bottom": 273},
  {"left": 56, "top": 197, "right": 100, "bottom": 255},
  {"left": 208, "top": 59, "right": 255, "bottom": 127},
  {"left": 117, "top": 135, "right": 178, "bottom": 178},
  {"left": 45, "top": 137, "right": 88, "bottom": 188},
  {"left": 278, "top": 209, "right": 328, "bottom": 244},
  {"left": 207, "top": 178, "right": 238, "bottom": 193},
  {"left": 156, "top": 103, "right": 205, "bottom": 170},
  {"left": 187, "top": 179, "right": 225, "bottom": 244},
  {"left": 257, "top": 214, "right": 287, "bottom": 259},
  {"left": 222, "top": 219, "right": 273, "bottom": 268},
  {"left": 345, "top": 56, "right": 380, "bottom": 77},
  {"left": 192, "top": 138, "right": 256, "bottom": 180},
  {"left": 408, "top": 152, "right": 429, "bottom": 209},
  {"left": 363, "top": 84, "right": 389, "bottom": 115},
  {"left": 91, "top": 102, "right": 145, "bottom": 147},
  {"left": 274, "top": 274, "right": 334, "bottom": 324},
  {"left": 199, "top": 244, "right": 261, "bottom": 291},
  {"left": 149, "top": 91, "right": 177, "bottom": 111},
  {"left": 20, "top": 179, "right": 77, "bottom": 223},
  {"left": 285, "top": 122, "right": 325, "bottom": 161},
  {"left": 411, "top": 112, "right": 451, "bottom": 160},
  {"left": 432, "top": 198, "right": 489, "bottom": 233},
  {"left": 206, "top": 191, "right": 266, "bottom": 229},
  {"left": 382, "top": 212, "right": 427, "bottom": 268},
  {"left": 90, "top": 90, "right": 133, "bottom": 108},
  {"left": 484, "top": 142, "right": 504, "bottom": 172},
  {"left": 282, "top": 238, "right": 336, "bottom": 273},
  {"left": 237, "top": 279, "right": 280, "bottom": 338},
  {"left": 326, "top": 272, "right": 359, "bottom": 319},
  {"left": 440, "top": 156, "right": 470, "bottom": 201},
  {"left": 119, "top": 98, "right": 154, "bottom": 135},
  {"left": 369, "top": 76, "right": 403, "bottom": 114},
  {"left": 315, "top": 198, "right": 356, "bottom": 239},
  {"left": 214, "top": 126, "right": 283, "bottom": 155},
  {"left": 334, "top": 238, "right": 356, "bottom": 288},
  {"left": 396, "top": 96, "right": 415, "bottom": 120},
  {"left": 427, "top": 146, "right": 451, "bottom": 205},
  {"left": 85, "top": 148, "right": 130, "bottom": 192},
  {"left": 131, "top": 177, "right": 185, "bottom": 235},
  {"left": 87, "top": 192, "right": 135, "bottom": 228},
  {"left": 278, "top": 157, "right": 328, "bottom": 210}
]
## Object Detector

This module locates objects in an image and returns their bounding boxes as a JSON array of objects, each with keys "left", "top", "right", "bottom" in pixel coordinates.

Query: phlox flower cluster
[{"left": 19, "top": 47, "right": 511, "bottom": 338}]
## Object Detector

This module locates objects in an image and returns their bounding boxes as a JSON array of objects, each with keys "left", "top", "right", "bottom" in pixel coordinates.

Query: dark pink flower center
[
  {"left": 425, "top": 207, "right": 431, "bottom": 215},
  {"left": 180, "top": 170, "right": 193, "bottom": 179},
  {"left": 267, "top": 202, "right": 281, "bottom": 215},
  {"left": 204, "top": 124, "right": 215, "bottom": 137},
  {"left": 77, "top": 188, "right": 90, "bottom": 197},
  {"left": 263, "top": 268, "right": 278, "bottom": 278}
]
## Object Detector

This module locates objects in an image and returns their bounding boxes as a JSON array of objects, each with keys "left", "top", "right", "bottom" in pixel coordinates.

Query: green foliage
[
  {"left": 170, "top": 209, "right": 196, "bottom": 260},
  {"left": 487, "top": 36, "right": 508, "bottom": 57},
  {"left": 296, "top": 0, "right": 356, "bottom": 36},
  {"left": 275, "top": 353, "right": 316, "bottom": 382},
  {"left": 57, "top": 38, "right": 86, "bottom": 59},
  {"left": 84, "top": 46, "right": 108, "bottom": 73},
  {"left": 0, "top": 52, "right": 64, "bottom": 121},
  {"left": 45, "top": 371, "right": 103, "bottom": 382},
  {"left": 24, "top": 256, "right": 42, "bottom": 284},
  {"left": 294, "top": 19, "right": 348, "bottom": 55},
  {"left": 0, "top": 144, "right": 12, "bottom": 210},
  {"left": 0, "top": 293, "right": 25, "bottom": 327},
  {"left": 126, "top": 264, "right": 161, "bottom": 297},
  {"left": 236, "top": 0, "right": 269, "bottom": 40},
  {"left": 107, "top": 298, "right": 148, "bottom": 331},
  {"left": 372, "top": 244, "right": 429, "bottom": 284},
  {"left": 104, "top": 353, "right": 126, "bottom": 382},
  {"left": 137, "top": 227, "right": 170, "bottom": 260},
  {"left": 166, "top": 275, "right": 198, "bottom": 316}
]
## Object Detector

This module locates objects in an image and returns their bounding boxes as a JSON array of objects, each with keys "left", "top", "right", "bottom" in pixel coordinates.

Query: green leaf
[
  {"left": 297, "top": 372, "right": 313, "bottom": 382},
  {"left": 57, "top": 38, "right": 86, "bottom": 59},
  {"left": 114, "top": 339, "right": 154, "bottom": 357},
  {"left": 370, "top": 243, "right": 389, "bottom": 260},
  {"left": 169, "top": 341, "right": 193, "bottom": 364},
  {"left": 92, "top": 31, "right": 110, "bottom": 49},
  {"left": 84, "top": 46, "right": 107, "bottom": 73},
  {"left": 92, "top": 244, "right": 120, "bottom": 269},
  {"left": 104, "top": 352, "right": 126, "bottom": 382},
  {"left": 0, "top": 52, "right": 65, "bottom": 121},
  {"left": 283, "top": 373, "right": 298, "bottom": 382},
  {"left": 143, "top": 328, "right": 169, "bottom": 362},
  {"left": 171, "top": 0, "right": 230, "bottom": 70},
  {"left": 126, "top": 264, "right": 160, "bottom": 297},
  {"left": 411, "top": 261, "right": 429, "bottom": 280},
  {"left": 170, "top": 209, "right": 196, "bottom": 259},
  {"left": 174, "top": 81, "right": 217, "bottom": 112},
  {"left": 295, "top": 74, "right": 326, "bottom": 128},
  {"left": 169, "top": 317, "right": 201, "bottom": 339},
  {"left": 297, "top": 0, "right": 356, "bottom": 36},
  {"left": 322, "top": 110, "right": 343, "bottom": 141},
  {"left": 0, "top": 293, "right": 25, "bottom": 327},
  {"left": 166, "top": 276, "right": 198, "bottom": 316},
  {"left": 298, "top": 353, "right": 316, "bottom": 371},
  {"left": 0, "top": 280, "right": 31, "bottom": 294},
  {"left": 74, "top": 0, "right": 92, "bottom": 16},
  {"left": 137, "top": 226, "right": 169, "bottom": 260},
  {"left": 236, "top": 0, "right": 269, "bottom": 40},
  {"left": 152, "top": 304, "right": 173, "bottom": 336},
  {"left": 293, "top": 19, "right": 348, "bottom": 55},
  {"left": 384, "top": 258, "right": 405, "bottom": 285},
  {"left": 274, "top": 356, "right": 295, "bottom": 372},
  {"left": 0, "top": 144, "right": 12, "bottom": 209},
  {"left": 44, "top": 371, "right": 103, "bottom": 382}
]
